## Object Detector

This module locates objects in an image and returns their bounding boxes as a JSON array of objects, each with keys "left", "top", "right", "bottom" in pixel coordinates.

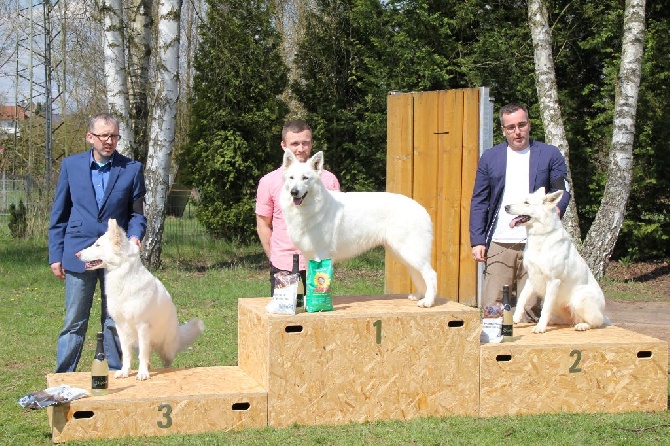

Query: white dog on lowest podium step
[
  {"left": 280, "top": 149, "right": 438, "bottom": 308},
  {"left": 77, "top": 219, "right": 204, "bottom": 380},
  {"left": 505, "top": 187, "right": 609, "bottom": 333}
]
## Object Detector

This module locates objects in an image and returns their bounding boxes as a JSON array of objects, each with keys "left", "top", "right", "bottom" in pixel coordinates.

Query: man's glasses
[
  {"left": 91, "top": 133, "right": 121, "bottom": 142},
  {"left": 502, "top": 121, "right": 529, "bottom": 132}
]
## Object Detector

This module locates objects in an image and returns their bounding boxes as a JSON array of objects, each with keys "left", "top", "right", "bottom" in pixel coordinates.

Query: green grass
[{"left": 1, "top": 231, "right": 668, "bottom": 445}]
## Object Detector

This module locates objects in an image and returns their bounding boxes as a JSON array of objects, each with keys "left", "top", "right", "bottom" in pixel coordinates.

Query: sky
[{"left": 0, "top": 1, "right": 48, "bottom": 106}]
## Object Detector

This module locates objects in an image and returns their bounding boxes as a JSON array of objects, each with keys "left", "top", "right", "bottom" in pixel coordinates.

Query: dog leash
[{"left": 485, "top": 238, "right": 527, "bottom": 259}]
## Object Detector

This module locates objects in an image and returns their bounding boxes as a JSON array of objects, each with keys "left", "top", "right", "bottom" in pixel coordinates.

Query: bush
[{"left": 8, "top": 199, "right": 27, "bottom": 239}]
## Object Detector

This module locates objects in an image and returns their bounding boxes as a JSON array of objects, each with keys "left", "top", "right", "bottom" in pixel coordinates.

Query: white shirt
[{"left": 492, "top": 146, "right": 530, "bottom": 243}]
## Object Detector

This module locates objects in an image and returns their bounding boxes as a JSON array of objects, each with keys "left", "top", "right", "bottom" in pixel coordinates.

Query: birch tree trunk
[
  {"left": 127, "top": 0, "right": 153, "bottom": 163},
  {"left": 102, "top": 0, "right": 134, "bottom": 157},
  {"left": 528, "top": 0, "right": 580, "bottom": 240},
  {"left": 141, "top": 0, "right": 182, "bottom": 268},
  {"left": 581, "top": 0, "right": 646, "bottom": 278}
]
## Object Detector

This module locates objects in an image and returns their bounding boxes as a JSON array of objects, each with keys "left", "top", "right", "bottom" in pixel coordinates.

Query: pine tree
[{"left": 179, "top": 0, "right": 289, "bottom": 240}]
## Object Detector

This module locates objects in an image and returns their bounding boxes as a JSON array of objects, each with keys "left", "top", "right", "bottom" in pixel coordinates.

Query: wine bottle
[
  {"left": 502, "top": 284, "right": 514, "bottom": 341},
  {"left": 292, "top": 253, "right": 305, "bottom": 310},
  {"left": 91, "top": 332, "right": 109, "bottom": 396}
]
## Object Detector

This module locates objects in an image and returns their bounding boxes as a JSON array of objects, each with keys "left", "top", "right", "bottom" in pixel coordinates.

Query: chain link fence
[{"left": 0, "top": 174, "right": 208, "bottom": 242}]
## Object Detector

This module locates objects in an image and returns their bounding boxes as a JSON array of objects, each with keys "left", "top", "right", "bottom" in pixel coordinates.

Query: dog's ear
[
  {"left": 310, "top": 151, "right": 324, "bottom": 173},
  {"left": 107, "top": 219, "right": 126, "bottom": 248},
  {"left": 544, "top": 190, "right": 564, "bottom": 206},
  {"left": 282, "top": 149, "right": 297, "bottom": 169}
]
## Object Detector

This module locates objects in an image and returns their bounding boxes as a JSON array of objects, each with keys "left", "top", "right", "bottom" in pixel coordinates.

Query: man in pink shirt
[{"left": 256, "top": 120, "right": 340, "bottom": 295}]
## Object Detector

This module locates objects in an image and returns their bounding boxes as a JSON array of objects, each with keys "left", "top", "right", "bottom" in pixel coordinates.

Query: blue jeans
[{"left": 55, "top": 270, "right": 122, "bottom": 372}]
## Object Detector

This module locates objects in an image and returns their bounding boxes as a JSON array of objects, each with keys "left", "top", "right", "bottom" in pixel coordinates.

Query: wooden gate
[{"left": 385, "top": 88, "right": 488, "bottom": 305}]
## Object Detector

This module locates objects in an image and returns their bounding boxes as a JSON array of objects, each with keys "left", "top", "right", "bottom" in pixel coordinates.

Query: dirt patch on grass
[{"left": 601, "top": 260, "right": 670, "bottom": 362}]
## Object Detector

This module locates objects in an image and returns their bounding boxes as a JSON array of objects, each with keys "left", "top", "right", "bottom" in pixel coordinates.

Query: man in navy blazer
[
  {"left": 49, "top": 113, "right": 146, "bottom": 372},
  {"left": 470, "top": 103, "right": 569, "bottom": 320}
]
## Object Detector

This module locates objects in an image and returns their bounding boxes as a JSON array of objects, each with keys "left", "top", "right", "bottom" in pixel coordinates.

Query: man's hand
[
  {"left": 129, "top": 237, "right": 141, "bottom": 249},
  {"left": 50, "top": 262, "right": 65, "bottom": 280},
  {"left": 472, "top": 245, "right": 487, "bottom": 262}
]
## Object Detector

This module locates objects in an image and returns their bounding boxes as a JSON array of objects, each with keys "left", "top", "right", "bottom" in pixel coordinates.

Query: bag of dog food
[
  {"left": 266, "top": 271, "right": 299, "bottom": 315},
  {"left": 306, "top": 259, "right": 333, "bottom": 312},
  {"left": 480, "top": 303, "right": 504, "bottom": 343}
]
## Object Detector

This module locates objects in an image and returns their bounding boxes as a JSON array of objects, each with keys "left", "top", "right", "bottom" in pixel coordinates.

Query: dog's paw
[
  {"left": 114, "top": 369, "right": 129, "bottom": 379},
  {"left": 136, "top": 369, "right": 150, "bottom": 381},
  {"left": 416, "top": 297, "right": 434, "bottom": 308},
  {"left": 574, "top": 323, "right": 591, "bottom": 331},
  {"left": 407, "top": 293, "right": 420, "bottom": 302},
  {"left": 512, "top": 310, "right": 523, "bottom": 324},
  {"left": 531, "top": 324, "right": 547, "bottom": 334}
]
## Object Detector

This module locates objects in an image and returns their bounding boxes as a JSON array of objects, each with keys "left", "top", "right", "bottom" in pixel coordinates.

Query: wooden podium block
[
  {"left": 45, "top": 366, "right": 267, "bottom": 443},
  {"left": 238, "top": 295, "right": 481, "bottom": 427},
  {"left": 479, "top": 324, "right": 668, "bottom": 417}
]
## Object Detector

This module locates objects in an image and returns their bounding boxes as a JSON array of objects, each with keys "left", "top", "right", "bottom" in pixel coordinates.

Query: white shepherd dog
[
  {"left": 506, "top": 187, "right": 609, "bottom": 333},
  {"left": 77, "top": 219, "right": 204, "bottom": 380},
  {"left": 280, "top": 149, "right": 438, "bottom": 308}
]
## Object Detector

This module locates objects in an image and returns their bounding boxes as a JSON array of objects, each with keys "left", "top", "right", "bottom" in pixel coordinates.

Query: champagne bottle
[
  {"left": 292, "top": 254, "right": 305, "bottom": 311},
  {"left": 502, "top": 284, "right": 514, "bottom": 341},
  {"left": 91, "top": 332, "right": 109, "bottom": 396}
]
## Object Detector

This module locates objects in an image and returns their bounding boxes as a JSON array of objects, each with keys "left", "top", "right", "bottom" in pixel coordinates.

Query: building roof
[{"left": 0, "top": 105, "right": 29, "bottom": 121}]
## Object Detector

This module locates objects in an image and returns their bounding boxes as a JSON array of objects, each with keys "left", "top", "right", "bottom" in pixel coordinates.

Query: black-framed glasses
[
  {"left": 502, "top": 121, "right": 529, "bottom": 132},
  {"left": 91, "top": 133, "right": 121, "bottom": 142}
]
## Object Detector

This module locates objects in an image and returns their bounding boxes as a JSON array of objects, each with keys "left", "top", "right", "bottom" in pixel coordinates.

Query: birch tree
[
  {"left": 127, "top": 0, "right": 153, "bottom": 162},
  {"left": 581, "top": 0, "right": 646, "bottom": 278},
  {"left": 102, "top": 0, "right": 134, "bottom": 157},
  {"left": 141, "top": 0, "right": 182, "bottom": 268},
  {"left": 527, "top": 0, "right": 580, "bottom": 240}
]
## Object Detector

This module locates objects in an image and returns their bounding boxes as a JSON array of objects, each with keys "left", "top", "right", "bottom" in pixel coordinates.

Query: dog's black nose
[
  {"left": 504, "top": 205, "right": 510, "bottom": 212},
  {"left": 290, "top": 188, "right": 299, "bottom": 197}
]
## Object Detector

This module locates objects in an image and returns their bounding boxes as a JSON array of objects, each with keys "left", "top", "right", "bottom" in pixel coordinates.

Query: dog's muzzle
[{"left": 290, "top": 189, "right": 308, "bottom": 206}]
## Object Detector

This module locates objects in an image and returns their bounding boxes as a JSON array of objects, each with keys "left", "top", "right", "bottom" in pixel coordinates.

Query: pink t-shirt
[{"left": 256, "top": 166, "right": 340, "bottom": 271}]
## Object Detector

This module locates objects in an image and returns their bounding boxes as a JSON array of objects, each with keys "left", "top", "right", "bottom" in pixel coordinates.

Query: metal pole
[{"left": 43, "top": 0, "right": 53, "bottom": 186}]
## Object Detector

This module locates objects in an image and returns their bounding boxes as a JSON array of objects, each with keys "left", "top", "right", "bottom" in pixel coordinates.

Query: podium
[
  {"left": 45, "top": 295, "right": 667, "bottom": 442},
  {"left": 479, "top": 324, "right": 668, "bottom": 417},
  {"left": 238, "top": 295, "right": 481, "bottom": 427}
]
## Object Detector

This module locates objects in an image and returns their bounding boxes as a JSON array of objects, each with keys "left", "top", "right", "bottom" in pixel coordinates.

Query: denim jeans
[{"left": 55, "top": 269, "right": 122, "bottom": 372}]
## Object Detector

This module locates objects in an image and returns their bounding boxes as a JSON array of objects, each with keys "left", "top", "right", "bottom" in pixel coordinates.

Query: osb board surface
[
  {"left": 239, "top": 295, "right": 481, "bottom": 427},
  {"left": 239, "top": 295, "right": 481, "bottom": 319},
  {"left": 480, "top": 325, "right": 668, "bottom": 417},
  {"left": 481, "top": 324, "right": 669, "bottom": 348},
  {"left": 46, "top": 366, "right": 266, "bottom": 400},
  {"left": 238, "top": 301, "right": 270, "bottom": 387},
  {"left": 46, "top": 367, "right": 268, "bottom": 442}
]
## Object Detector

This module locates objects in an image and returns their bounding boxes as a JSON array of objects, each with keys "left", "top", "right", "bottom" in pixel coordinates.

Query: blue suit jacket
[
  {"left": 469, "top": 140, "right": 570, "bottom": 248},
  {"left": 48, "top": 150, "right": 147, "bottom": 273}
]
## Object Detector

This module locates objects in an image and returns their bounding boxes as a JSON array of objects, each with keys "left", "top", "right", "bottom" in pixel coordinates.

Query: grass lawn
[{"left": 1, "top": 225, "right": 668, "bottom": 445}]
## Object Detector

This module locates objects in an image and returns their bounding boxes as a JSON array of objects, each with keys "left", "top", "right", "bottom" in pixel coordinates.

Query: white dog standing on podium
[
  {"left": 77, "top": 219, "right": 204, "bottom": 380},
  {"left": 505, "top": 187, "right": 609, "bottom": 333},
  {"left": 280, "top": 149, "right": 438, "bottom": 308}
]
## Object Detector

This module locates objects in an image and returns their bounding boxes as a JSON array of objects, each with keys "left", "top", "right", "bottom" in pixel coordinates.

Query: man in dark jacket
[
  {"left": 470, "top": 103, "right": 569, "bottom": 319},
  {"left": 49, "top": 113, "right": 146, "bottom": 372}
]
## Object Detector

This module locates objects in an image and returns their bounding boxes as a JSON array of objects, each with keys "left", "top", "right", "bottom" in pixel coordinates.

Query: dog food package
[
  {"left": 306, "top": 259, "right": 334, "bottom": 312},
  {"left": 480, "top": 303, "right": 504, "bottom": 343},
  {"left": 266, "top": 271, "right": 299, "bottom": 315}
]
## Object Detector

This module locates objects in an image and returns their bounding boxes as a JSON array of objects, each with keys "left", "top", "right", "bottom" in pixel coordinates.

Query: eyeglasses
[
  {"left": 502, "top": 121, "right": 529, "bottom": 132},
  {"left": 91, "top": 133, "right": 121, "bottom": 142}
]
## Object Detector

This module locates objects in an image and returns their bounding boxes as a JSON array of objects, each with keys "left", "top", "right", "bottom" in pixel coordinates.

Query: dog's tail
[{"left": 177, "top": 318, "right": 205, "bottom": 353}]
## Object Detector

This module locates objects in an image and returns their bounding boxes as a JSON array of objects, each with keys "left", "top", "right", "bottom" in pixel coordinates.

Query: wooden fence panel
[
  {"left": 385, "top": 88, "right": 481, "bottom": 304},
  {"left": 385, "top": 92, "right": 413, "bottom": 294}
]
